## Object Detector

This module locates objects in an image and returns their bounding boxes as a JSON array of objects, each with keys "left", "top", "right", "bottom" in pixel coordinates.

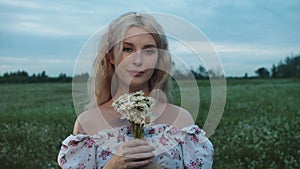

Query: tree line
[
  {"left": 0, "top": 70, "right": 72, "bottom": 83},
  {"left": 1, "top": 54, "right": 299, "bottom": 83},
  {"left": 255, "top": 54, "right": 300, "bottom": 78},
  {"left": 173, "top": 53, "right": 300, "bottom": 79}
]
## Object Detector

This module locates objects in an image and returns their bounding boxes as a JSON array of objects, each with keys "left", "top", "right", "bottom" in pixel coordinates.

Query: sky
[{"left": 0, "top": 0, "right": 299, "bottom": 77}]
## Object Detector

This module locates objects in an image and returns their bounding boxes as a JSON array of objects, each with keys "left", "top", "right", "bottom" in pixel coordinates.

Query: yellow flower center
[{"left": 145, "top": 116, "right": 151, "bottom": 124}]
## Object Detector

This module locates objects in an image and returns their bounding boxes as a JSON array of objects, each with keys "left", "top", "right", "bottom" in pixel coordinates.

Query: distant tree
[
  {"left": 57, "top": 73, "right": 71, "bottom": 82},
  {"left": 73, "top": 73, "right": 89, "bottom": 82},
  {"left": 191, "top": 65, "right": 208, "bottom": 79},
  {"left": 41, "top": 70, "right": 47, "bottom": 77},
  {"left": 207, "top": 66, "right": 224, "bottom": 78},
  {"left": 0, "top": 70, "right": 71, "bottom": 83},
  {"left": 173, "top": 69, "right": 188, "bottom": 80},
  {"left": 208, "top": 69, "right": 216, "bottom": 78},
  {"left": 272, "top": 54, "right": 300, "bottom": 78},
  {"left": 271, "top": 64, "right": 278, "bottom": 78},
  {"left": 18, "top": 70, "right": 29, "bottom": 77},
  {"left": 255, "top": 67, "right": 270, "bottom": 78},
  {"left": 58, "top": 73, "right": 67, "bottom": 78},
  {"left": 3, "top": 72, "right": 9, "bottom": 77}
]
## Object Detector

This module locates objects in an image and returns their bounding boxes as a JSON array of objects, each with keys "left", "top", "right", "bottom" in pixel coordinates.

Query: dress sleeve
[
  {"left": 57, "top": 134, "right": 98, "bottom": 169},
  {"left": 181, "top": 125, "right": 214, "bottom": 169}
]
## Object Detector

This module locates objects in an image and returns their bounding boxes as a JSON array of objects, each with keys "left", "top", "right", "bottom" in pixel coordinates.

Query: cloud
[
  {"left": 0, "top": 0, "right": 42, "bottom": 9},
  {"left": 215, "top": 42, "right": 299, "bottom": 59},
  {"left": 0, "top": 0, "right": 299, "bottom": 77},
  {"left": 5, "top": 21, "right": 77, "bottom": 36},
  {"left": 191, "top": 0, "right": 300, "bottom": 46},
  {"left": 0, "top": 1, "right": 108, "bottom": 37},
  {"left": 214, "top": 42, "right": 300, "bottom": 76},
  {"left": 169, "top": 39, "right": 300, "bottom": 76}
]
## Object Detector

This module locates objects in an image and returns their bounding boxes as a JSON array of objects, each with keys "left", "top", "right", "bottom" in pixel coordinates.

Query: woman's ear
[{"left": 109, "top": 53, "right": 115, "bottom": 64}]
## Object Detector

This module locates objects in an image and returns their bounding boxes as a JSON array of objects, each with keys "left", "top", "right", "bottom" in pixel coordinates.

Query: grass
[
  {"left": 210, "top": 78, "right": 300, "bottom": 168},
  {"left": 0, "top": 83, "right": 76, "bottom": 169},
  {"left": 0, "top": 79, "right": 299, "bottom": 168}
]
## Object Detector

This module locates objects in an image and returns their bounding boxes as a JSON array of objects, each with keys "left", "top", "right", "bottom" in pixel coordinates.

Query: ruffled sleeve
[
  {"left": 180, "top": 125, "right": 214, "bottom": 169},
  {"left": 57, "top": 134, "right": 98, "bottom": 169}
]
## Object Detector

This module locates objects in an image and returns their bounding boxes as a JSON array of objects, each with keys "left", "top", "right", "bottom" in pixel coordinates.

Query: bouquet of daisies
[{"left": 112, "top": 91, "right": 155, "bottom": 138}]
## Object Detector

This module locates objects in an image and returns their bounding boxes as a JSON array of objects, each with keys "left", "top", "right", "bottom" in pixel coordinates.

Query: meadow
[{"left": 0, "top": 79, "right": 299, "bottom": 169}]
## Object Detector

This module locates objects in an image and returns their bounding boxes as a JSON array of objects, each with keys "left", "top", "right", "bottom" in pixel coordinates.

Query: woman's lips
[{"left": 128, "top": 70, "right": 145, "bottom": 77}]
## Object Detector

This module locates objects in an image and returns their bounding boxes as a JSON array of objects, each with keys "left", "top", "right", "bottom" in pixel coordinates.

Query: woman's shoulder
[
  {"left": 158, "top": 102, "right": 195, "bottom": 129},
  {"left": 73, "top": 106, "right": 108, "bottom": 135}
]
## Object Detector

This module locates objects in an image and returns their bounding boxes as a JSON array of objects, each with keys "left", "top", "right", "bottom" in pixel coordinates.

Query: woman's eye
[
  {"left": 143, "top": 49, "right": 156, "bottom": 55},
  {"left": 123, "top": 47, "right": 133, "bottom": 53}
]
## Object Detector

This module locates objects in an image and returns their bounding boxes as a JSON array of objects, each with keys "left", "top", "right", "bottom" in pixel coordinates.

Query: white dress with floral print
[{"left": 57, "top": 124, "right": 214, "bottom": 169}]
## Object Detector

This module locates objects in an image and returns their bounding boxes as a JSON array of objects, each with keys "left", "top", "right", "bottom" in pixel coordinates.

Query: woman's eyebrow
[
  {"left": 143, "top": 44, "right": 157, "bottom": 49},
  {"left": 123, "top": 42, "right": 134, "bottom": 46},
  {"left": 123, "top": 42, "right": 157, "bottom": 48}
]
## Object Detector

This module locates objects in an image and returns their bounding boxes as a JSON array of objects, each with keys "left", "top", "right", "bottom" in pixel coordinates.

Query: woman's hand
[
  {"left": 103, "top": 139, "right": 155, "bottom": 169},
  {"left": 140, "top": 161, "right": 165, "bottom": 169}
]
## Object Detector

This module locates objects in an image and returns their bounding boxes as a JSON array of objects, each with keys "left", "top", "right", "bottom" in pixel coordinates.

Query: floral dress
[{"left": 57, "top": 124, "right": 214, "bottom": 169}]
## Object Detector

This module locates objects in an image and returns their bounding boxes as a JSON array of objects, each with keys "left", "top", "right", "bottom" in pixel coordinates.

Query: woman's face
[{"left": 112, "top": 26, "right": 159, "bottom": 91}]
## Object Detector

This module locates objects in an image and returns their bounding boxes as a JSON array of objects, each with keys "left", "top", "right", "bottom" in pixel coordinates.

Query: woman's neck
[{"left": 113, "top": 85, "right": 151, "bottom": 99}]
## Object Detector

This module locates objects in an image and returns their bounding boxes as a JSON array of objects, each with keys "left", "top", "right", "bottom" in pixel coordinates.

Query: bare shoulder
[
  {"left": 164, "top": 103, "right": 195, "bottom": 129},
  {"left": 73, "top": 106, "right": 103, "bottom": 135}
]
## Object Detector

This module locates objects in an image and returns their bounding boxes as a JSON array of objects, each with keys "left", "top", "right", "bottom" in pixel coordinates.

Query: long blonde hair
[{"left": 87, "top": 12, "right": 172, "bottom": 108}]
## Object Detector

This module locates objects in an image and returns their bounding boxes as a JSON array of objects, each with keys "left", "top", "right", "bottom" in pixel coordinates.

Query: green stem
[{"left": 131, "top": 123, "right": 144, "bottom": 138}]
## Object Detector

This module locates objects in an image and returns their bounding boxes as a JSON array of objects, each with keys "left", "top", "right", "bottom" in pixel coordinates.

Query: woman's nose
[{"left": 133, "top": 50, "right": 143, "bottom": 66}]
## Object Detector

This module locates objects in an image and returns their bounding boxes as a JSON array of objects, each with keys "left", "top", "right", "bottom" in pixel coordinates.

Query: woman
[{"left": 58, "top": 12, "right": 213, "bottom": 169}]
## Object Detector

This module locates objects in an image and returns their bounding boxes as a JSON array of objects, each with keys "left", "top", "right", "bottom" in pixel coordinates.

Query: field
[{"left": 0, "top": 79, "right": 299, "bottom": 169}]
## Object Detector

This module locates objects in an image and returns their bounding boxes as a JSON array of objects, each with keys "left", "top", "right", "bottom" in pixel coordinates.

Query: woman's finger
[
  {"left": 124, "top": 151, "right": 154, "bottom": 160},
  {"left": 119, "top": 139, "right": 155, "bottom": 156},
  {"left": 129, "top": 145, "right": 155, "bottom": 154},
  {"left": 125, "top": 159, "right": 152, "bottom": 168},
  {"left": 125, "top": 139, "right": 149, "bottom": 147}
]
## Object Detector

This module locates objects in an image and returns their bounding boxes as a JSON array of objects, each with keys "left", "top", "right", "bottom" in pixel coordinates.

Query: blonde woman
[{"left": 58, "top": 12, "right": 213, "bottom": 169}]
